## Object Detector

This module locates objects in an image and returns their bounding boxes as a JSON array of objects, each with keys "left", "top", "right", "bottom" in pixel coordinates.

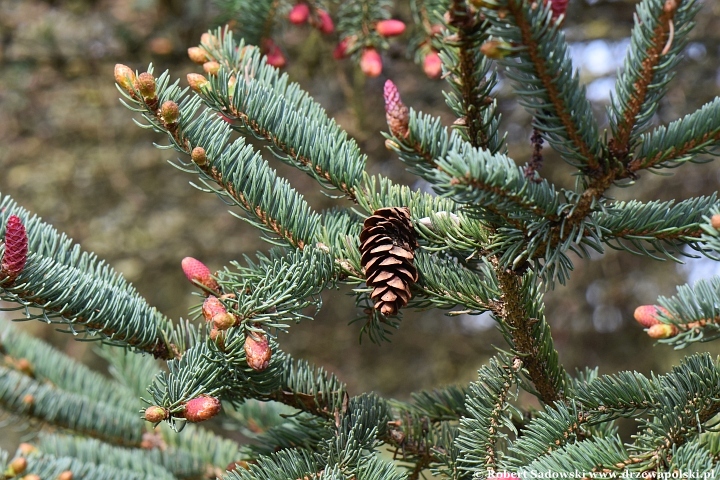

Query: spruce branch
[
  {"left": 337, "top": 0, "right": 393, "bottom": 61},
  {"left": 609, "top": 0, "right": 702, "bottom": 162},
  {"left": 646, "top": 276, "right": 720, "bottom": 348},
  {"left": 504, "top": 402, "right": 589, "bottom": 469},
  {"left": 412, "top": 251, "right": 499, "bottom": 314},
  {"left": 456, "top": 355, "right": 521, "bottom": 476},
  {"left": 632, "top": 354, "right": 720, "bottom": 470},
  {"left": 36, "top": 434, "right": 190, "bottom": 480},
  {"left": 574, "top": 371, "right": 660, "bottom": 416},
  {"left": 516, "top": 436, "right": 631, "bottom": 478},
  {"left": 629, "top": 96, "right": 720, "bottom": 174},
  {"left": 215, "top": 0, "right": 279, "bottom": 46},
  {"left": 118, "top": 66, "right": 321, "bottom": 249},
  {"left": 495, "top": 269, "right": 566, "bottom": 404},
  {"left": 442, "top": 0, "right": 504, "bottom": 153},
  {"left": 0, "top": 365, "right": 145, "bottom": 447},
  {"left": 482, "top": 0, "right": 602, "bottom": 173},
  {"left": 216, "top": 247, "right": 334, "bottom": 330},
  {"left": 593, "top": 195, "right": 718, "bottom": 260},
  {"left": 0, "top": 325, "right": 138, "bottom": 413},
  {"left": 0, "top": 194, "right": 190, "bottom": 360},
  {"left": 20, "top": 451, "right": 166, "bottom": 480},
  {"left": 191, "top": 38, "right": 366, "bottom": 201}
]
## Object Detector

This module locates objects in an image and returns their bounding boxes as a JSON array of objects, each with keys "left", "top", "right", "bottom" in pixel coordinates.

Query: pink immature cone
[
  {"left": 634, "top": 305, "right": 670, "bottom": 328},
  {"left": 263, "top": 39, "right": 286, "bottom": 68},
  {"left": 245, "top": 331, "right": 272, "bottom": 371},
  {"left": 423, "top": 50, "right": 442, "bottom": 79},
  {"left": 289, "top": 3, "right": 310, "bottom": 24},
  {"left": 384, "top": 80, "right": 410, "bottom": 138},
  {"left": 376, "top": 19, "right": 406, "bottom": 37},
  {"left": 333, "top": 37, "right": 351, "bottom": 60},
  {"left": 316, "top": 9, "right": 334, "bottom": 34},
  {"left": 1, "top": 215, "right": 28, "bottom": 281},
  {"left": 181, "top": 257, "right": 220, "bottom": 293},
  {"left": 543, "top": 0, "right": 569, "bottom": 19},
  {"left": 360, "top": 48, "right": 382, "bottom": 78},
  {"left": 184, "top": 396, "right": 221, "bottom": 422}
]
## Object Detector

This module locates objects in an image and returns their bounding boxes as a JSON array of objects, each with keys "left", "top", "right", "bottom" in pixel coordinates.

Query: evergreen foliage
[{"left": 2, "top": 0, "right": 720, "bottom": 479}]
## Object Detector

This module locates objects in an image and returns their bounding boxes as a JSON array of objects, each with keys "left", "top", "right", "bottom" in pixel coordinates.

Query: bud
[
  {"left": 200, "top": 32, "right": 218, "bottom": 47},
  {"left": 188, "top": 46, "right": 208, "bottom": 64},
  {"left": 1, "top": 215, "right": 28, "bottom": 281},
  {"left": 385, "top": 138, "right": 400, "bottom": 150},
  {"left": 423, "top": 50, "right": 442, "bottom": 79},
  {"left": 184, "top": 395, "right": 221, "bottom": 422},
  {"left": 203, "top": 61, "right": 221, "bottom": 76},
  {"left": 289, "top": 3, "right": 310, "bottom": 24},
  {"left": 647, "top": 323, "right": 679, "bottom": 339},
  {"left": 22, "top": 394, "right": 34, "bottom": 405},
  {"left": 114, "top": 64, "right": 136, "bottom": 94},
  {"left": 160, "top": 101, "right": 180, "bottom": 124},
  {"left": 15, "top": 358, "right": 33, "bottom": 376},
  {"left": 360, "top": 48, "right": 382, "bottom": 78},
  {"left": 383, "top": 80, "right": 410, "bottom": 138},
  {"left": 22, "top": 476, "right": 41, "bottom": 480},
  {"left": 18, "top": 444, "right": 36, "bottom": 455},
  {"left": 376, "top": 19, "right": 406, "bottom": 37},
  {"left": 134, "top": 72, "right": 157, "bottom": 100},
  {"left": 263, "top": 39, "right": 286, "bottom": 68},
  {"left": 227, "top": 461, "right": 250, "bottom": 471},
  {"left": 202, "top": 295, "right": 226, "bottom": 322},
  {"left": 144, "top": 405, "right": 168, "bottom": 423},
  {"left": 634, "top": 305, "right": 669, "bottom": 328},
  {"left": 480, "top": 40, "right": 513, "bottom": 59},
  {"left": 202, "top": 295, "right": 236, "bottom": 330},
  {"left": 316, "top": 9, "right": 334, "bottom": 34},
  {"left": 543, "top": 0, "right": 569, "bottom": 19},
  {"left": 711, "top": 214, "right": 720, "bottom": 229},
  {"left": 187, "top": 73, "right": 210, "bottom": 93},
  {"left": 7, "top": 457, "right": 27, "bottom": 476},
  {"left": 333, "top": 37, "right": 352, "bottom": 60},
  {"left": 245, "top": 331, "right": 272, "bottom": 371},
  {"left": 190, "top": 146, "right": 208, "bottom": 166},
  {"left": 181, "top": 257, "right": 221, "bottom": 293},
  {"left": 209, "top": 327, "right": 226, "bottom": 349},
  {"left": 140, "top": 431, "right": 166, "bottom": 450},
  {"left": 213, "top": 312, "right": 236, "bottom": 330},
  {"left": 57, "top": 471, "right": 73, "bottom": 480}
]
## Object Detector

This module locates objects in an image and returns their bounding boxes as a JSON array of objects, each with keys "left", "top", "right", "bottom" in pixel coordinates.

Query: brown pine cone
[{"left": 360, "top": 207, "right": 418, "bottom": 316}]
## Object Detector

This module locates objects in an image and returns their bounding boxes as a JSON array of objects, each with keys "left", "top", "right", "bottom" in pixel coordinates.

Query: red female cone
[
  {"left": 184, "top": 396, "right": 221, "bottom": 422},
  {"left": 1, "top": 215, "right": 28, "bottom": 281},
  {"left": 360, "top": 48, "right": 382, "bottom": 77},
  {"left": 181, "top": 257, "right": 220, "bottom": 293},
  {"left": 384, "top": 80, "right": 410, "bottom": 138}
]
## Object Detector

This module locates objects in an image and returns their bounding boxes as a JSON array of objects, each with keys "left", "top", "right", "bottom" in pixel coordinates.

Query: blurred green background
[{"left": 1, "top": 0, "right": 719, "bottom": 452}]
